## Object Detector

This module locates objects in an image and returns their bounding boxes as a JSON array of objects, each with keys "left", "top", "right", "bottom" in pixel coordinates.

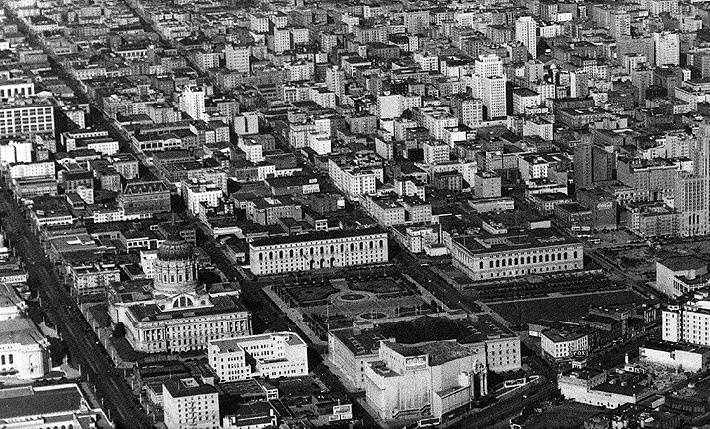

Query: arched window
[
  {"left": 479, "top": 262, "right": 484, "bottom": 269},
  {"left": 279, "top": 250, "right": 283, "bottom": 258},
  {"left": 514, "top": 257, "right": 518, "bottom": 265},
  {"left": 369, "top": 241, "right": 373, "bottom": 248},
  {"left": 269, "top": 251, "right": 273, "bottom": 259},
  {"left": 330, "top": 245, "right": 334, "bottom": 253},
  {"left": 573, "top": 251, "right": 578, "bottom": 258},
  {"left": 0, "top": 355, "right": 4, "bottom": 365},
  {"left": 290, "top": 249, "right": 294, "bottom": 258},
  {"left": 359, "top": 242, "right": 363, "bottom": 250},
  {"left": 380, "top": 240, "right": 384, "bottom": 248},
  {"left": 8, "top": 354, "right": 12, "bottom": 364},
  {"left": 350, "top": 243, "right": 354, "bottom": 251},
  {"left": 502, "top": 259, "right": 506, "bottom": 267},
  {"left": 544, "top": 254, "right": 549, "bottom": 262},
  {"left": 551, "top": 253, "right": 555, "bottom": 261},
  {"left": 533, "top": 255, "right": 537, "bottom": 263},
  {"left": 526, "top": 256, "right": 530, "bottom": 264},
  {"left": 495, "top": 260, "right": 500, "bottom": 267},
  {"left": 259, "top": 253, "right": 263, "bottom": 261},
  {"left": 489, "top": 261, "right": 493, "bottom": 268}
]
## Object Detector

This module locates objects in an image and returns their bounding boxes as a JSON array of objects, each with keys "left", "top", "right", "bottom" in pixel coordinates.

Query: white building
[
  {"left": 178, "top": 86, "right": 206, "bottom": 121},
  {"left": 558, "top": 368, "right": 653, "bottom": 409},
  {"left": 182, "top": 180, "right": 223, "bottom": 215},
  {"left": 308, "top": 131, "right": 332, "bottom": 155},
  {"left": 480, "top": 75, "right": 507, "bottom": 119},
  {"left": 654, "top": 31, "right": 680, "bottom": 66},
  {"left": 474, "top": 54, "right": 503, "bottom": 77},
  {"left": 8, "top": 160, "right": 55, "bottom": 179},
  {"left": 662, "top": 290, "right": 710, "bottom": 345},
  {"left": 0, "top": 98, "right": 54, "bottom": 138},
  {"left": 140, "top": 249, "right": 158, "bottom": 278},
  {"left": 208, "top": 332, "right": 308, "bottom": 382},
  {"left": 364, "top": 340, "right": 488, "bottom": 421},
  {"left": 515, "top": 16, "right": 538, "bottom": 60},
  {"left": 423, "top": 141, "right": 450, "bottom": 165},
  {"left": 225, "top": 44, "right": 250, "bottom": 73},
  {"left": 326, "top": 66, "right": 346, "bottom": 99},
  {"left": 655, "top": 256, "right": 709, "bottom": 298},
  {"left": 234, "top": 112, "right": 260, "bottom": 135},
  {"left": 163, "top": 378, "right": 220, "bottom": 429},
  {"left": 238, "top": 139, "right": 264, "bottom": 163},
  {"left": 450, "top": 230, "right": 583, "bottom": 281},
  {"left": 110, "top": 236, "right": 252, "bottom": 354},
  {"left": 0, "top": 284, "right": 50, "bottom": 379},
  {"left": 0, "top": 139, "right": 32, "bottom": 165},
  {"left": 639, "top": 341, "right": 710, "bottom": 372},
  {"left": 540, "top": 328, "right": 589, "bottom": 359},
  {"left": 249, "top": 228, "right": 388, "bottom": 275},
  {"left": 328, "top": 159, "right": 378, "bottom": 200}
]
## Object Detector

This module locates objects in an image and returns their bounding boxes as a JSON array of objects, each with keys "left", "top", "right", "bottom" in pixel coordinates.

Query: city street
[{"left": 0, "top": 191, "right": 152, "bottom": 429}]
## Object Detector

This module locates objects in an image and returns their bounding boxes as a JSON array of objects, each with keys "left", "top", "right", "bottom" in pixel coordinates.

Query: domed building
[
  {"left": 108, "top": 231, "right": 252, "bottom": 354},
  {"left": 153, "top": 234, "right": 198, "bottom": 296}
]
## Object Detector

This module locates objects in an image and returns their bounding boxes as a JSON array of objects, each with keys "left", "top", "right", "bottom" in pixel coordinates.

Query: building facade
[
  {"left": 208, "top": 332, "right": 308, "bottom": 382},
  {"left": 248, "top": 229, "right": 388, "bottom": 275},
  {"left": 450, "top": 231, "right": 583, "bottom": 281}
]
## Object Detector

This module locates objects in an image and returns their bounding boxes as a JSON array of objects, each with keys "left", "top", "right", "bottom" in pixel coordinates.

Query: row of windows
[
  {"left": 479, "top": 251, "right": 578, "bottom": 269},
  {"left": 257, "top": 239, "right": 385, "bottom": 261},
  {"left": 0, "top": 354, "right": 13, "bottom": 365}
]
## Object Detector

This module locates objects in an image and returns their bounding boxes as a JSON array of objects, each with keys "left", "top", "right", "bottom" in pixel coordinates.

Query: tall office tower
[
  {"left": 653, "top": 31, "right": 680, "bottom": 66},
  {"left": 610, "top": 11, "right": 631, "bottom": 39},
  {"left": 515, "top": 16, "right": 538, "bottom": 60},
  {"left": 474, "top": 54, "right": 503, "bottom": 77},
  {"left": 225, "top": 44, "right": 250, "bottom": 73},
  {"left": 675, "top": 172, "right": 709, "bottom": 237},
  {"left": 326, "top": 65, "right": 346, "bottom": 100},
  {"left": 694, "top": 120, "right": 710, "bottom": 177},
  {"left": 178, "top": 86, "right": 205, "bottom": 121},
  {"left": 574, "top": 137, "right": 593, "bottom": 190},
  {"left": 480, "top": 75, "right": 507, "bottom": 119}
]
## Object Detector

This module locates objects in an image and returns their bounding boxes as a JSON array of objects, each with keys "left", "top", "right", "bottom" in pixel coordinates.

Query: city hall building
[
  {"left": 248, "top": 228, "right": 388, "bottom": 275},
  {"left": 109, "top": 234, "right": 251, "bottom": 353},
  {"left": 450, "top": 229, "right": 583, "bottom": 281}
]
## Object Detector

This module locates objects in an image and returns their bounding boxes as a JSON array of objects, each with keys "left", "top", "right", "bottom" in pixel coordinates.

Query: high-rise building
[
  {"left": 480, "top": 75, "right": 507, "bottom": 119},
  {"left": 674, "top": 172, "right": 709, "bottom": 237},
  {"left": 225, "top": 44, "right": 250, "bottom": 73},
  {"left": 178, "top": 86, "right": 205, "bottom": 121},
  {"left": 474, "top": 54, "right": 503, "bottom": 77},
  {"left": 610, "top": 11, "right": 631, "bottom": 39},
  {"left": 326, "top": 65, "right": 346, "bottom": 100},
  {"left": 515, "top": 16, "right": 538, "bottom": 60},
  {"left": 451, "top": 96, "right": 483, "bottom": 127},
  {"left": 653, "top": 31, "right": 680, "bottom": 66}
]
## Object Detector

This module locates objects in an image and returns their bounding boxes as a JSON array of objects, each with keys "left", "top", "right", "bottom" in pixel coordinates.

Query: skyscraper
[
  {"left": 178, "top": 86, "right": 205, "bottom": 121},
  {"left": 515, "top": 16, "right": 538, "bottom": 60},
  {"left": 653, "top": 31, "right": 680, "bottom": 66},
  {"left": 326, "top": 65, "right": 346, "bottom": 100}
]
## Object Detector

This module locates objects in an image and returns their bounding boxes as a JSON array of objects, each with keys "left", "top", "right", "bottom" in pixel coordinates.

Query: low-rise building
[
  {"left": 163, "top": 378, "right": 220, "bottom": 429},
  {"left": 639, "top": 340, "right": 710, "bottom": 372},
  {"left": 248, "top": 228, "right": 388, "bottom": 275},
  {"left": 208, "top": 332, "right": 308, "bottom": 382},
  {"left": 450, "top": 229, "right": 583, "bottom": 281}
]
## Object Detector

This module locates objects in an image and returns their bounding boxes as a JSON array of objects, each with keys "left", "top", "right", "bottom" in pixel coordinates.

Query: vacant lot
[{"left": 490, "top": 290, "right": 645, "bottom": 325}]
